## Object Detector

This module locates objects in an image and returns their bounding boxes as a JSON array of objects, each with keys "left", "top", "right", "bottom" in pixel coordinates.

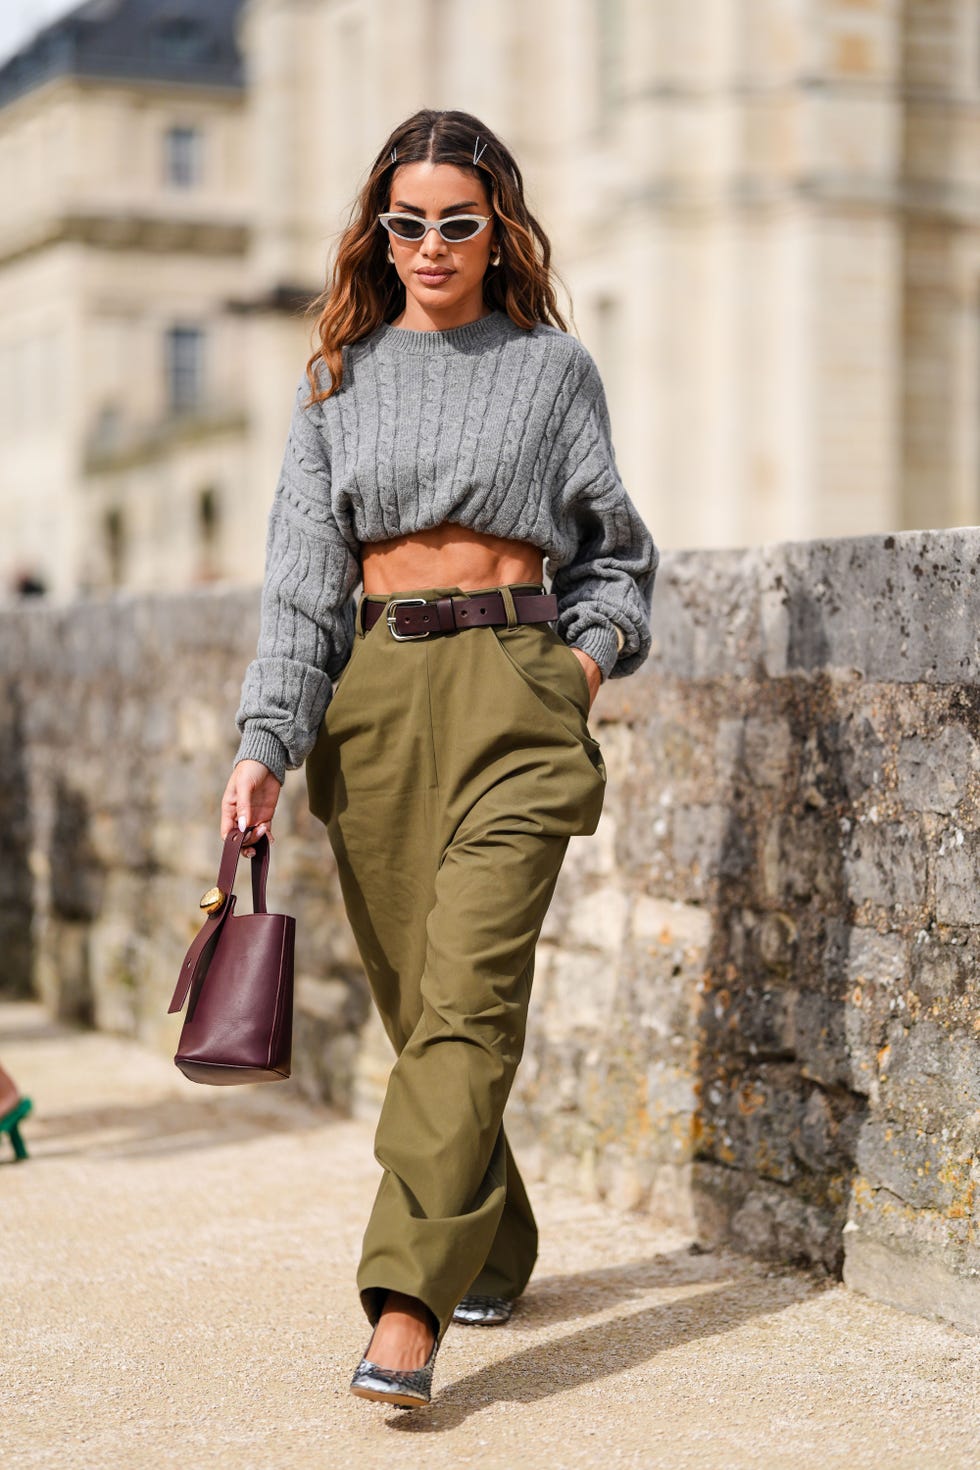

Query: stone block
[
  {"left": 175, "top": 695, "right": 227, "bottom": 758},
  {"left": 563, "top": 806, "right": 619, "bottom": 882},
  {"left": 833, "top": 928, "right": 908, "bottom": 1094},
  {"left": 90, "top": 899, "right": 183, "bottom": 1038},
  {"left": 731, "top": 1187, "right": 840, "bottom": 1273},
  {"left": 594, "top": 1145, "right": 656, "bottom": 1212},
  {"left": 698, "top": 1061, "right": 809, "bottom": 1185},
  {"left": 650, "top": 710, "right": 720, "bottom": 802},
  {"left": 626, "top": 905, "right": 704, "bottom": 1038},
  {"left": 690, "top": 1162, "right": 842, "bottom": 1273},
  {"left": 743, "top": 717, "right": 793, "bottom": 789},
  {"left": 698, "top": 980, "right": 797, "bottom": 1062},
  {"left": 647, "top": 1163, "right": 699, "bottom": 1234},
  {"left": 295, "top": 975, "right": 352, "bottom": 1025},
  {"left": 350, "top": 1006, "right": 393, "bottom": 1118},
  {"left": 793, "top": 988, "right": 852, "bottom": 1088},
  {"left": 774, "top": 813, "right": 849, "bottom": 905},
  {"left": 587, "top": 725, "right": 634, "bottom": 806},
  {"left": 897, "top": 726, "right": 980, "bottom": 814},
  {"left": 843, "top": 1232, "right": 980, "bottom": 1336},
  {"left": 672, "top": 803, "right": 745, "bottom": 897},
  {"left": 650, "top": 547, "right": 765, "bottom": 680},
  {"left": 882, "top": 1020, "right": 980, "bottom": 1115},
  {"left": 567, "top": 885, "right": 630, "bottom": 956},
  {"left": 837, "top": 710, "right": 888, "bottom": 805},
  {"left": 290, "top": 976, "right": 367, "bottom": 1111},
  {"left": 537, "top": 949, "right": 619, "bottom": 1040},
  {"left": 645, "top": 1062, "right": 699, "bottom": 1160},
  {"left": 794, "top": 1085, "right": 863, "bottom": 1176},
  {"left": 629, "top": 893, "right": 710, "bottom": 951},
  {"left": 843, "top": 819, "right": 926, "bottom": 912},
  {"left": 760, "top": 529, "right": 980, "bottom": 684},
  {"left": 847, "top": 928, "right": 907, "bottom": 990},
  {"left": 292, "top": 1012, "right": 361, "bottom": 1110},
  {"left": 853, "top": 1114, "right": 977, "bottom": 1213},
  {"left": 910, "top": 936, "right": 976, "bottom": 1005},
  {"left": 714, "top": 719, "right": 745, "bottom": 783},
  {"left": 34, "top": 918, "right": 93, "bottom": 1025},
  {"left": 934, "top": 830, "right": 980, "bottom": 925}
]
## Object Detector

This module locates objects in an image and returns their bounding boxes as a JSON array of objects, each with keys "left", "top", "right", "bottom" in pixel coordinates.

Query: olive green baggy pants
[{"left": 304, "top": 583, "right": 606, "bottom": 1341}]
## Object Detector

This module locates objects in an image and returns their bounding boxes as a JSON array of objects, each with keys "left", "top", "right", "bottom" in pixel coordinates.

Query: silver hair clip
[
  {"left": 473, "top": 135, "right": 488, "bottom": 166},
  {"left": 390, "top": 146, "right": 397, "bottom": 164}
]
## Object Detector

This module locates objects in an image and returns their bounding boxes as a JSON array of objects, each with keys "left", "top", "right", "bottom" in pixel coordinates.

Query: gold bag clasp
[{"left": 199, "top": 886, "right": 227, "bottom": 914}]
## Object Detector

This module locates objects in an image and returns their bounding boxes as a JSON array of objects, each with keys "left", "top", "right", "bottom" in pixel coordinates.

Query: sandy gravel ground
[{"left": 1, "top": 1000, "right": 977, "bottom": 1470}]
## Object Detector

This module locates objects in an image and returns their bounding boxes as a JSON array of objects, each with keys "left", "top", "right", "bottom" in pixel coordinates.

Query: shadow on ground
[
  {"left": 0, "top": 1007, "right": 337, "bottom": 1164},
  {"left": 389, "top": 1248, "right": 826, "bottom": 1432},
  {"left": 0, "top": 1090, "right": 336, "bottom": 1164}
]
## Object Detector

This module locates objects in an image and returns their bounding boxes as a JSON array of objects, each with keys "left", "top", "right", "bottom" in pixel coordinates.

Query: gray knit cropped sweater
[{"left": 233, "top": 308, "right": 659, "bottom": 784}]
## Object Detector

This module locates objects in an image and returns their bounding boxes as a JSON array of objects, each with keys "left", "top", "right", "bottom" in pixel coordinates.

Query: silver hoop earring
[
  {"left": 387, "top": 246, "right": 395, "bottom": 264},
  {"left": 490, "top": 250, "right": 501, "bottom": 266}
]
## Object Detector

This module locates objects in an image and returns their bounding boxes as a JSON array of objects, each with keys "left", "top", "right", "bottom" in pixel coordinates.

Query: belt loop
[
  {"left": 499, "top": 585, "right": 518, "bottom": 628},
  {"left": 355, "top": 595, "right": 367, "bottom": 637}
]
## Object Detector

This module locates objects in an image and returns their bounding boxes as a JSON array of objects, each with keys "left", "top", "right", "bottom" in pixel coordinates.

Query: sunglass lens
[
  {"left": 442, "top": 218, "right": 481, "bottom": 241},
  {"left": 389, "top": 217, "right": 425, "bottom": 240}
]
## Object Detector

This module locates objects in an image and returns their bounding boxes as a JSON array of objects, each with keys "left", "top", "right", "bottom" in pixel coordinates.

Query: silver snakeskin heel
[
  {"left": 452, "top": 1293, "right": 514, "bottom": 1326},
  {"left": 350, "top": 1330, "right": 439, "bottom": 1408}
]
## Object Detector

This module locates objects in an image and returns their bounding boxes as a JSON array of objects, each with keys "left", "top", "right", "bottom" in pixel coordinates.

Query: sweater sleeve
[
  {"left": 548, "top": 348, "right": 659, "bottom": 680},
  {"left": 232, "top": 369, "right": 360, "bottom": 784}
]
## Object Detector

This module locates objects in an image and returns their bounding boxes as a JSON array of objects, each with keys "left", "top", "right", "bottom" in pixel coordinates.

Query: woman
[{"left": 220, "top": 109, "right": 658, "bottom": 1409}]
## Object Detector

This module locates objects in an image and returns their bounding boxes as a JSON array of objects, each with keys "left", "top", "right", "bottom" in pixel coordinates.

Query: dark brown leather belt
[{"left": 362, "top": 590, "right": 558, "bottom": 640}]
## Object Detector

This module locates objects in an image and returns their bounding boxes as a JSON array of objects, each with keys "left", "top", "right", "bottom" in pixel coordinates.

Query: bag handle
[{"left": 167, "top": 826, "right": 272, "bottom": 1016}]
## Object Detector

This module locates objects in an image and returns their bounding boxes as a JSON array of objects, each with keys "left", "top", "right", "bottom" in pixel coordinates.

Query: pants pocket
[
  {"left": 548, "top": 630, "right": 594, "bottom": 718},
  {"left": 322, "top": 629, "right": 369, "bottom": 722},
  {"left": 490, "top": 624, "right": 604, "bottom": 764}
]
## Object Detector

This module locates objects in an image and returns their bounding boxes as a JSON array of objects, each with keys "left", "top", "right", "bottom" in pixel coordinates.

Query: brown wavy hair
[{"left": 301, "top": 109, "right": 572, "bottom": 405}]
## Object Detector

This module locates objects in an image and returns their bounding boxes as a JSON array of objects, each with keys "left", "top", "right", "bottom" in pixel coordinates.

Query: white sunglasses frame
[{"left": 377, "top": 212, "right": 492, "bottom": 244}]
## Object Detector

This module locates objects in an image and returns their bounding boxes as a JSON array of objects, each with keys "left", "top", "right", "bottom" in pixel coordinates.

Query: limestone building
[
  {"left": 0, "top": 0, "right": 251, "bottom": 602},
  {"left": 234, "top": 0, "right": 980, "bottom": 562},
  {"left": 2, "top": 0, "right": 980, "bottom": 603}
]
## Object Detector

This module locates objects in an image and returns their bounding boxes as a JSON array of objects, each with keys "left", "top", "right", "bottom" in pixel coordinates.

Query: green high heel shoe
[{"left": 0, "top": 1096, "right": 32, "bottom": 1161}]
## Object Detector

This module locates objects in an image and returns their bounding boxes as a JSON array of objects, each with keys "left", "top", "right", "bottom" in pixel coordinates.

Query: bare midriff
[{"left": 360, "top": 522, "right": 544, "bottom": 596}]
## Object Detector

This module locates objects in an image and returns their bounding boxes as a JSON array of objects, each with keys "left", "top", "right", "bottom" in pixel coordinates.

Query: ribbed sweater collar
[{"left": 372, "top": 308, "right": 515, "bottom": 355}]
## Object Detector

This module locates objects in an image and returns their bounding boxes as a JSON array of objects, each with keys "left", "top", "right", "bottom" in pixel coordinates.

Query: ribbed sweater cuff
[
  {"left": 570, "top": 624, "right": 620, "bottom": 680},
  {"left": 232, "top": 728, "right": 288, "bottom": 785}
]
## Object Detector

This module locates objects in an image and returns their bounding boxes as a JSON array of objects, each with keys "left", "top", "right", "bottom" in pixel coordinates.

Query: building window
[
  {"left": 196, "top": 484, "right": 221, "bottom": 582},
  {"left": 165, "top": 125, "right": 201, "bottom": 188},
  {"left": 92, "top": 403, "right": 121, "bottom": 455},
  {"left": 166, "top": 326, "right": 204, "bottom": 415},
  {"left": 198, "top": 485, "right": 219, "bottom": 543},
  {"left": 594, "top": 292, "right": 622, "bottom": 418},
  {"left": 104, "top": 506, "right": 126, "bottom": 588},
  {"left": 596, "top": 0, "right": 624, "bottom": 135},
  {"left": 153, "top": 16, "right": 214, "bottom": 64}
]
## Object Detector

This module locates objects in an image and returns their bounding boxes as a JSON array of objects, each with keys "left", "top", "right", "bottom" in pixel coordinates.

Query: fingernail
[{"left": 238, "top": 816, "right": 246, "bottom": 832}]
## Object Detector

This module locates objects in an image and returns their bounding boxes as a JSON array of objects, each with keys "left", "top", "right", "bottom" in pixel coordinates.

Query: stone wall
[
  {"left": 0, "top": 589, "right": 372, "bottom": 1104},
  {"left": 514, "top": 529, "right": 980, "bottom": 1337},
  {"left": 1, "top": 528, "right": 978, "bottom": 1334}
]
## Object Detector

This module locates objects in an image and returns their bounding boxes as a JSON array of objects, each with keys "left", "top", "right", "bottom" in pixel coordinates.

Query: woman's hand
[
  {"left": 220, "top": 759, "right": 283, "bottom": 858},
  {"left": 570, "top": 648, "right": 603, "bottom": 712}
]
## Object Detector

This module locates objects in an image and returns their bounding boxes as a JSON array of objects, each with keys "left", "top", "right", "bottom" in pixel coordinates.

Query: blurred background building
[{"left": 1, "top": 0, "right": 979, "bottom": 604}]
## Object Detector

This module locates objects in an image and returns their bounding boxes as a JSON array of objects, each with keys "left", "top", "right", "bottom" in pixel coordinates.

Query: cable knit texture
[{"left": 233, "top": 308, "right": 659, "bottom": 783}]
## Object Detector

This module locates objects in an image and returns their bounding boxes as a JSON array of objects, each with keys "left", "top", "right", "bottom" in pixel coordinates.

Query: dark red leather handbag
[{"left": 168, "top": 826, "right": 295, "bottom": 1084}]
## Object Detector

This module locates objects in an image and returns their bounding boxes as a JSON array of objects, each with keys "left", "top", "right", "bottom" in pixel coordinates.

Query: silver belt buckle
[{"left": 385, "top": 597, "right": 431, "bottom": 641}]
